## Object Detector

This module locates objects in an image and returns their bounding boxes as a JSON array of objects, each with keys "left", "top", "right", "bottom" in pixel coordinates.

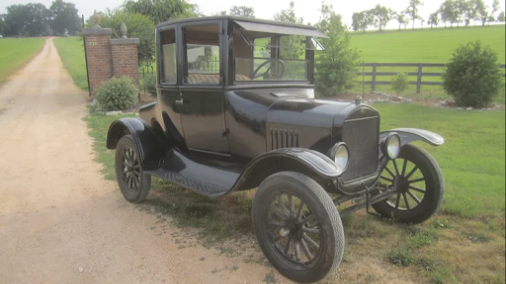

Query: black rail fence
[{"left": 356, "top": 63, "right": 506, "bottom": 94}]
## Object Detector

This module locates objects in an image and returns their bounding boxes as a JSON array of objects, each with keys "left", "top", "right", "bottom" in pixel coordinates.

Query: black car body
[{"left": 106, "top": 16, "right": 445, "bottom": 283}]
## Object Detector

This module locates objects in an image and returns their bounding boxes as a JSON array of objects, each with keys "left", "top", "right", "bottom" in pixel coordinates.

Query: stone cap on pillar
[{"left": 110, "top": 38, "right": 140, "bottom": 45}]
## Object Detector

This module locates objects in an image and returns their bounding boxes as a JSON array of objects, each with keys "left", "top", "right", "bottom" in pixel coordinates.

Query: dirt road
[{"left": 0, "top": 38, "right": 288, "bottom": 283}]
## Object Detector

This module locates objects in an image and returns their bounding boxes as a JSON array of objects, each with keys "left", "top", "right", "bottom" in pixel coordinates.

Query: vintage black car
[{"left": 106, "top": 16, "right": 445, "bottom": 283}]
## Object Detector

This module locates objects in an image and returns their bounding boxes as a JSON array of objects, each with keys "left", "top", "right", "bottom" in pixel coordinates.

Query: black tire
[
  {"left": 115, "top": 135, "right": 151, "bottom": 203},
  {"left": 252, "top": 172, "right": 344, "bottom": 284},
  {"left": 372, "top": 144, "right": 444, "bottom": 224}
]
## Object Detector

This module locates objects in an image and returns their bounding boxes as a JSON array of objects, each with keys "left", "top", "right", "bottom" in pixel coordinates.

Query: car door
[
  {"left": 178, "top": 20, "right": 231, "bottom": 157},
  {"left": 157, "top": 26, "right": 186, "bottom": 147}
]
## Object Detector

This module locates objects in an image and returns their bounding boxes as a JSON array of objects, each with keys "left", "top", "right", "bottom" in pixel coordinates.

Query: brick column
[
  {"left": 82, "top": 26, "right": 112, "bottom": 95},
  {"left": 110, "top": 38, "right": 140, "bottom": 84}
]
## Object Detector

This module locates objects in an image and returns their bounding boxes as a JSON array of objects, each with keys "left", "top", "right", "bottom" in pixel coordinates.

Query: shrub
[
  {"left": 143, "top": 73, "right": 157, "bottom": 98},
  {"left": 315, "top": 4, "right": 361, "bottom": 97},
  {"left": 442, "top": 41, "right": 502, "bottom": 108},
  {"left": 392, "top": 73, "right": 409, "bottom": 94},
  {"left": 95, "top": 76, "right": 139, "bottom": 111}
]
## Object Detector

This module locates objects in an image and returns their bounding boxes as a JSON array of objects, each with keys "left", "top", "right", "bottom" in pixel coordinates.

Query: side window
[
  {"left": 160, "top": 28, "right": 176, "bottom": 84},
  {"left": 183, "top": 24, "right": 220, "bottom": 85}
]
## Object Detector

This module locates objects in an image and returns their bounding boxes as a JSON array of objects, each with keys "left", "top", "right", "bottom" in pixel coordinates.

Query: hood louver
[{"left": 270, "top": 129, "right": 299, "bottom": 150}]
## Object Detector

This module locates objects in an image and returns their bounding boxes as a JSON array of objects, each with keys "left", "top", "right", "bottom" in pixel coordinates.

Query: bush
[
  {"left": 95, "top": 76, "right": 139, "bottom": 111},
  {"left": 315, "top": 4, "right": 361, "bottom": 97},
  {"left": 392, "top": 73, "right": 409, "bottom": 94},
  {"left": 143, "top": 73, "right": 157, "bottom": 98},
  {"left": 442, "top": 41, "right": 502, "bottom": 108}
]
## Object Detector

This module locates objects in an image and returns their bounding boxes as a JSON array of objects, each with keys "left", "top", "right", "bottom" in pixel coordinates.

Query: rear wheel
[
  {"left": 252, "top": 172, "right": 344, "bottom": 283},
  {"left": 115, "top": 135, "right": 151, "bottom": 203},
  {"left": 372, "top": 144, "right": 444, "bottom": 224}
]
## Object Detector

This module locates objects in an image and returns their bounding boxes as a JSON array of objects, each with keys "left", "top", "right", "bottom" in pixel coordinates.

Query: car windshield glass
[{"left": 233, "top": 28, "right": 323, "bottom": 83}]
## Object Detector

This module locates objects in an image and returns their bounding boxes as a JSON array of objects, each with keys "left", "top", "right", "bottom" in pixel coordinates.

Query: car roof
[{"left": 155, "top": 16, "right": 325, "bottom": 36}]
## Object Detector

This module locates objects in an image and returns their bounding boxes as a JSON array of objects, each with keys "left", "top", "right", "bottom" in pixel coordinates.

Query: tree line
[
  {"left": 0, "top": 0, "right": 81, "bottom": 36},
  {"left": 352, "top": 0, "right": 505, "bottom": 32}
]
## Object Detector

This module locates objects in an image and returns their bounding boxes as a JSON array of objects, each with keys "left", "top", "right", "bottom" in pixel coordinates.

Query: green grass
[
  {"left": 351, "top": 25, "right": 505, "bottom": 63},
  {"left": 53, "top": 37, "right": 89, "bottom": 91},
  {"left": 0, "top": 37, "right": 45, "bottom": 83},
  {"left": 375, "top": 104, "right": 505, "bottom": 218},
  {"left": 349, "top": 25, "right": 506, "bottom": 94}
]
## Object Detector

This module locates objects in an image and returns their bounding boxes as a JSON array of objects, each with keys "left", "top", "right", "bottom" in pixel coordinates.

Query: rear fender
[
  {"left": 380, "top": 128, "right": 445, "bottom": 147},
  {"left": 232, "top": 148, "right": 341, "bottom": 191},
  {"left": 106, "top": 117, "right": 166, "bottom": 170}
]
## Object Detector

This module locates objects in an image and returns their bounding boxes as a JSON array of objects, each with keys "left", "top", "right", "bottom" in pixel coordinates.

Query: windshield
[{"left": 232, "top": 28, "right": 323, "bottom": 83}]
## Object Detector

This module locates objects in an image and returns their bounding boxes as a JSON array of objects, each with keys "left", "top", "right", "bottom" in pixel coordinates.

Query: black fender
[
  {"left": 232, "top": 148, "right": 341, "bottom": 191},
  {"left": 380, "top": 128, "right": 445, "bottom": 147},
  {"left": 106, "top": 117, "right": 167, "bottom": 170}
]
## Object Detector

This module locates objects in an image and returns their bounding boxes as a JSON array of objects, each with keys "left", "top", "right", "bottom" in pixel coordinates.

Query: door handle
[{"left": 175, "top": 99, "right": 183, "bottom": 105}]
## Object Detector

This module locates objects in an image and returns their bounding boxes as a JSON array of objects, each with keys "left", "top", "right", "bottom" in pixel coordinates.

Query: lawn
[
  {"left": 349, "top": 25, "right": 506, "bottom": 94},
  {"left": 350, "top": 25, "right": 506, "bottom": 63},
  {"left": 53, "top": 37, "right": 89, "bottom": 91},
  {"left": 0, "top": 37, "right": 45, "bottom": 83}
]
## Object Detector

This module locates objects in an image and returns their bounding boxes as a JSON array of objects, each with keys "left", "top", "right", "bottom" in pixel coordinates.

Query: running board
[{"left": 145, "top": 150, "right": 241, "bottom": 198}]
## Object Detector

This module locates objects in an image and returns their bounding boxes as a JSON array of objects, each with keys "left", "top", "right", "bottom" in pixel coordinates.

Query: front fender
[
  {"left": 232, "top": 148, "right": 340, "bottom": 191},
  {"left": 106, "top": 117, "right": 167, "bottom": 170},
  {"left": 380, "top": 128, "right": 445, "bottom": 147}
]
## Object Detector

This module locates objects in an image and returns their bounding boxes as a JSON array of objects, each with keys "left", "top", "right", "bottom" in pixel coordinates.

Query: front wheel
[
  {"left": 372, "top": 144, "right": 444, "bottom": 224},
  {"left": 115, "top": 135, "right": 151, "bottom": 203},
  {"left": 252, "top": 172, "right": 344, "bottom": 283}
]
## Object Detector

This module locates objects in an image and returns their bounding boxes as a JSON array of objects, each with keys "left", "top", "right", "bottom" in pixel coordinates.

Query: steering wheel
[{"left": 252, "top": 60, "right": 285, "bottom": 79}]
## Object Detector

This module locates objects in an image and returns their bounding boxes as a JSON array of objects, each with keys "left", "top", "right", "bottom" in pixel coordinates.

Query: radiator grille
[
  {"left": 270, "top": 129, "right": 299, "bottom": 150},
  {"left": 340, "top": 117, "right": 379, "bottom": 182}
]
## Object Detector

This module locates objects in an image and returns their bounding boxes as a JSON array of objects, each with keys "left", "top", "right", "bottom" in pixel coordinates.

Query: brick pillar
[
  {"left": 110, "top": 38, "right": 140, "bottom": 84},
  {"left": 82, "top": 26, "right": 112, "bottom": 95}
]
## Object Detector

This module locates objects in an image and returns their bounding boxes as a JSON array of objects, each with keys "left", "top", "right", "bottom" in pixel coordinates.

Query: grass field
[
  {"left": 351, "top": 25, "right": 506, "bottom": 63},
  {"left": 85, "top": 103, "right": 505, "bottom": 284},
  {"left": 349, "top": 25, "right": 506, "bottom": 95},
  {"left": 53, "top": 37, "right": 89, "bottom": 91},
  {"left": 0, "top": 37, "right": 45, "bottom": 83}
]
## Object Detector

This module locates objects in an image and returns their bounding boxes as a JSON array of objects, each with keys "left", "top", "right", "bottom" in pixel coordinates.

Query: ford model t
[{"left": 106, "top": 16, "right": 445, "bottom": 283}]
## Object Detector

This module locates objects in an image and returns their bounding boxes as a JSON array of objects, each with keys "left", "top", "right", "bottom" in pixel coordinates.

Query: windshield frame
[{"left": 229, "top": 24, "right": 318, "bottom": 86}]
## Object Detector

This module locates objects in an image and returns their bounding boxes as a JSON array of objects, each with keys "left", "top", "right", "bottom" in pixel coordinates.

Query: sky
[{"left": 1, "top": 0, "right": 505, "bottom": 30}]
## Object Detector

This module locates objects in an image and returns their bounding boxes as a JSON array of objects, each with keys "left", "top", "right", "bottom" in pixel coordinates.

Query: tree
[
  {"left": 315, "top": 3, "right": 360, "bottom": 96},
  {"left": 487, "top": 14, "right": 496, "bottom": 24},
  {"left": 351, "top": 12, "right": 364, "bottom": 32},
  {"left": 455, "top": 0, "right": 469, "bottom": 27},
  {"left": 273, "top": 1, "right": 303, "bottom": 24},
  {"left": 491, "top": 0, "right": 500, "bottom": 16},
  {"left": 369, "top": 5, "right": 392, "bottom": 31},
  {"left": 420, "top": 16, "right": 425, "bottom": 29},
  {"left": 87, "top": 11, "right": 155, "bottom": 66},
  {"left": 393, "top": 11, "right": 409, "bottom": 30},
  {"left": 440, "top": 0, "right": 458, "bottom": 28},
  {"left": 406, "top": 0, "right": 423, "bottom": 29},
  {"left": 472, "top": 0, "right": 487, "bottom": 26},
  {"left": 124, "top": 0, "right": 197, "bottom": 25},
  {"left": 4, "top": 3, "right": 51, "bottom": 36},
  {"left": 229, "top": 6, "right": 255, "bottom": 18},
  {"left": 49, "top": 0, "right": 81, "bottom": 35},
  {"left": 498, "top": 11, "right": 506, "bottom": 22},
  {"left": 428, "top": 12, "right": 439, "bottom": 29}
]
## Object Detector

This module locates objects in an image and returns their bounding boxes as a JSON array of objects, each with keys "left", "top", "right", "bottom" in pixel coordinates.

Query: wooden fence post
[
  {"left": 416, "top": 64, "right": 423, "bottom": 94},
  {"left": 371, "top": 64, "right": 377, "bottom": 92}
]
